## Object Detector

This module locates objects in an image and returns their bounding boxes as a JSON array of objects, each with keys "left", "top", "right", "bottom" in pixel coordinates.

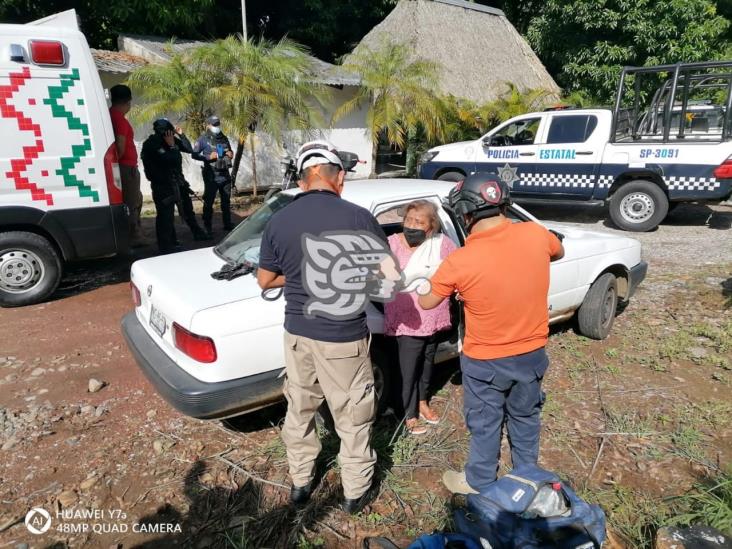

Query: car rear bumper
[
  {"left": 627, "top": 261, "right": 648, "bottom": 299},
  {"left": 121, "top": 312, "right": 284, "bottom": 419}
]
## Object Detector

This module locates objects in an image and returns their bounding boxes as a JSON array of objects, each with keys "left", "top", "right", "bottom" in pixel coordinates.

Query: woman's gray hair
[{"left": 404, "top": 200, "right": 441, "bottom": 233}]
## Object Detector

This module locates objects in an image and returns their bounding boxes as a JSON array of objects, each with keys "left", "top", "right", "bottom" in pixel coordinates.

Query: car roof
[{"left": 282, "top": 178, "right": 456, "bottom": 209}]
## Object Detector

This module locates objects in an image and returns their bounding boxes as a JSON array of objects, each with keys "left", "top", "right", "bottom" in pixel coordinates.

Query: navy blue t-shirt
[{"left": 258, "top": 190, "right": 387, "bottom": 342}]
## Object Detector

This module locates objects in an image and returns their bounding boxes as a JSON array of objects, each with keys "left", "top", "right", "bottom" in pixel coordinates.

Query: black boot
[
  {"left": 290, "top": 481, "right": 313, "bottom": 506},
  {"left": 341, "top": 487, "right": 373, "bottom": 514}
]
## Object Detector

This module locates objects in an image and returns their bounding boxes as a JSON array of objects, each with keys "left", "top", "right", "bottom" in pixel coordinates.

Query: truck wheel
[
  {"left": 0, "top": 231, "right": 62, "bottom": 307},
  {"left": 577, "top": 273, "right": 618, "bottom": 340},
  {"left": 437, "top": 171, "right": 465, "bottom": 182},
  {"left": 609, "top": 180, "right": 668, "bottom": 232}
]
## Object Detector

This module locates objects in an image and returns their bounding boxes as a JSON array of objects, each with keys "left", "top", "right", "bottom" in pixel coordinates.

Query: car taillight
[
  {"left": 104, "top": 143, "right": 123, "bottom": 205},
  {"left": 172, "top": 323, "right": 217, "bottom": 363},
  {"left": 130, "top": 282, "right": 141, "bottom": 307},
  {"left": 29, "top": 40, "right": 65, "bottom": 66},
  {"left": 713, "top": 157, "right": 732, "bottom": 179}
]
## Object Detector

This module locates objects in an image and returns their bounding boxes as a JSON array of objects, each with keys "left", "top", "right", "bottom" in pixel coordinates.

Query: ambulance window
[{"left": 547, "top": 115, "right": 598, "bottom": 144}]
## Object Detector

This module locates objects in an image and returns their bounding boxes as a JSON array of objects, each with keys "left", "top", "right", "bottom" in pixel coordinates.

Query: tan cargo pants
[
  {"left": 281, "top": 331, "right": 377, "bottom": 500},
  {"left": 120, "top": 164, "right": 142, "bottom": 240}
]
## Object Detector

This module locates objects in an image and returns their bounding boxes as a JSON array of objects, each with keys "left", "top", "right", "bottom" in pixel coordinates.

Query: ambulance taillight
[
  {"left": 713, "top": 156, "right": 732, "bottom": 180},
  {"left": 29, "top": 40, "right": 65, "bottom": 66},
  {"left": 104, "top": 143, "right": 123, "bottom": 205}
]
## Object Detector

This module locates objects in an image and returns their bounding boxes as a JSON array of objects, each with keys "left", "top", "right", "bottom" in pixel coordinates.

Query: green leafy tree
[
  {"left": 335, "top": 39, "right": 447, "bottom": 177},
  {"left": 126, "top": 46, "right": 221, "bottom": 137},
  {"left": 201, "top": 36, "right": 325, "bottom": 194},
  {"left": 527, "top": 0, "right": 730, "bottom": 102},
  {"left": 0, "top": 0, "right": 215, "bottom": 49}
]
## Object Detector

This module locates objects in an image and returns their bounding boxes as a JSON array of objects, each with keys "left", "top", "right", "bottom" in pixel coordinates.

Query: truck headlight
[{"left": 419, "top": 150, "right": 439, "bottom": 164}]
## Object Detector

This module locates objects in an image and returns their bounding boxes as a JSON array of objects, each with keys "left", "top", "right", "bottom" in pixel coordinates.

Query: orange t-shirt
[{"left": 430, "top": 219, "right": 562, "bottom": 360}]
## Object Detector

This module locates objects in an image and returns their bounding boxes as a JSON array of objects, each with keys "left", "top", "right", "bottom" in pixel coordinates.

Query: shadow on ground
[{"left": 52, "top": 210, "right": 247, "bottom": 302}]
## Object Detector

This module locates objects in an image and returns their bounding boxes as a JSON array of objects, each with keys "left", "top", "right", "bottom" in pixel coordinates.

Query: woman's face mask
[
  {"left": 209, "top": 125, "right": 221, "bottom": 135},
  {"left": 403, "top": 227, "right": 427, "bottom": 247}
]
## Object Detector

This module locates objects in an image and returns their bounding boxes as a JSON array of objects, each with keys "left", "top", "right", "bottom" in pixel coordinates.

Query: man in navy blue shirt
[{"left": 257, "top": 141, "right": 386, "bottom": 514}]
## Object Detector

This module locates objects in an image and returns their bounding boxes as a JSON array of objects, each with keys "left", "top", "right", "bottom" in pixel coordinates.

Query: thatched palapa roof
[
  {"left": 347, "top": 0, "right": 560, "bottom": 104},
  {"left": 118, "top": 35, "right": 360, "bottom": 87}
]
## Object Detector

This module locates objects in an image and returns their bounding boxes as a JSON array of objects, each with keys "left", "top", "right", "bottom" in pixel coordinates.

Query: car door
[
  {"left": 370, "top": 196, "right": 462, "bottom": 362},
  {"left": 532, "top": 113, "right": 603, "bottom": 199},
  {"left": 478, "top": 115, "right": 546, "bottom": 197}
]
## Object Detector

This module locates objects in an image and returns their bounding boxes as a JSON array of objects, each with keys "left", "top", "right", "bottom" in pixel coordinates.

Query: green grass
[
  {"left": 670, "top": 473, "right": 732, "bottom": 536},
  {"left": 605, "top": 409, "right": 655, "bottom": 436}
]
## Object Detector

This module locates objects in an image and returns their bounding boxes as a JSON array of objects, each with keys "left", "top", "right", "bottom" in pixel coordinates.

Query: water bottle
[{"left": 522, "top": 482, "right": 569, "bottom": 518}]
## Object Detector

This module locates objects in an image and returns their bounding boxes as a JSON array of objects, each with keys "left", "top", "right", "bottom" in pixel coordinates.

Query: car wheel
[
  {"left": 577, "top": 272, "right": 618, "bottom": 340},
  {"left": 0, "top": 231, "right": 62, "bottom": 307},
  {"left": 609, "top": 180, "right": 668, "bottom": 232},
  {"left": 437, "top": 171, "right": 465, "bottom": 182}
]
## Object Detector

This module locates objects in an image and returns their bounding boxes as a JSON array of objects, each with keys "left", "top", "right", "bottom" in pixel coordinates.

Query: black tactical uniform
[
  {"left": 140, "top": 119, "right": 209, "bottom": 254},
  {"left": 193, "top": 115, "right": 234, "bottom": 232}
]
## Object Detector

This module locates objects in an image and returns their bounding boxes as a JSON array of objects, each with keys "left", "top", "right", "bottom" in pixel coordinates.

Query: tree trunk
[
  {"left": 370, "top": 133, "right": 379, "bottom": 179},
  {"left": 231, "top": 136, "right": 245, "bottom": 192},
  {"left": 249, "top": 132, "right": 258, "bottom": 197},
  {"left": 405, "top": 125, "right": 418, "bottom": 177}
]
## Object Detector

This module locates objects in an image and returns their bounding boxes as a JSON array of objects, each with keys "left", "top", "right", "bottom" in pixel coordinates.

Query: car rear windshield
[{"left": 214, "top": 192, "right": 294, "bottom": 265}]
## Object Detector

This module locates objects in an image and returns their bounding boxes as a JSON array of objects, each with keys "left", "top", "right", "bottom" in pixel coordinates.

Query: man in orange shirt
[{"left": 419, "top": 172, "right": 564, "bottom": 494}]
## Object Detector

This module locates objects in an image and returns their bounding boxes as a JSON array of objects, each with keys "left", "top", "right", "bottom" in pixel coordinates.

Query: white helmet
[{"left": 296, "top": 140, "right": 343, "bottom": 174}]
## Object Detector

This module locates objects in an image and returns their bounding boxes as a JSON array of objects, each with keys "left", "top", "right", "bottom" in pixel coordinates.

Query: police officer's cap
[
  {"left": 206, "top": 115, "right": 221, "bottom": 126},
  {"left": 153, "top": 118, "right": 174, "bottom": 134},
  {"left": 448, "top": 171, "right": 511, "bottom": 222}
]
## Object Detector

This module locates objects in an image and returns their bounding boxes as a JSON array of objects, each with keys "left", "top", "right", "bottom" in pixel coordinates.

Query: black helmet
[
  {"left": 153, "top": 118, "right": 174, "bottom": 135},
  {"left": 447, "top": 172, "right": 511, "bottom": 230}
]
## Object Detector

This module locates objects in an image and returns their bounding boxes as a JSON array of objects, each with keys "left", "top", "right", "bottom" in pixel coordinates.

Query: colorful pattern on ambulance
[{"left": 0, "top": 66, "right": 99, "bottom": 207}]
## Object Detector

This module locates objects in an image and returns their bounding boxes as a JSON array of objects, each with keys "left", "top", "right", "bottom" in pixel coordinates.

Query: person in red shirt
[
  {"left": 109, "top": 85, "right": 146, "bottom": 247},
  {"left": 419, "top": 172, "right": 564, "bottom": 495}
]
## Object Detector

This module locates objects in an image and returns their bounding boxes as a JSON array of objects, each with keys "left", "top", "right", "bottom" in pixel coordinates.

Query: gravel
[{"left": 527, "top": 203, "right": 732, "bottom": 268}]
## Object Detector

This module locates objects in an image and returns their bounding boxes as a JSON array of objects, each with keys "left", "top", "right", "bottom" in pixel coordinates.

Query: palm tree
[
  {"left": 127, "top": 44, "right": 221, "bottom": 137},
  {"left": 335, "top": 38, "right": 446, "bottom": 177},
  {"left": 199, "top": 36, "right": 325, "bottom": 195},
  {"left": 489, "top": 83, "right": 553, "bottom": 123}
]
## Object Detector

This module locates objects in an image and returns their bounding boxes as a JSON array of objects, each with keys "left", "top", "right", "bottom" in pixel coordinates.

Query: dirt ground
[{"left": 0, "top": 199, "right": 730, "bottom": 549}]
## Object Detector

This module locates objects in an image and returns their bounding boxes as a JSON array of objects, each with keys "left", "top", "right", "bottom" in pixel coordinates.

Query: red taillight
[
  {"left": 104, "top": 143, "right": 123, "bottom": 205},
  {"left": 713, "top": 158, "right": 732, "bottom": 180},
  {"left": 172, "top": 323, "right": 217, "bottom": 363},
  {"left": 29, "top": 40, "right": 65, "bottom": 66},
  {"left": 130, "top": 282, "right": 141, "bottom": 307}
]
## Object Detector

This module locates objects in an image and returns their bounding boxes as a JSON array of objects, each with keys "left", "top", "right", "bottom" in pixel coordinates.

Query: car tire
[
  {"left": 608, "top": 180, "right": 668, "bottom": 232},
  {"left": 0, "top": 231, "right": 62, "bottom": 308},
  {"left": 577, "top": 272, "right": 618, "bottom": 340},
  {"left": 437, "top": 171, "right": 465, "bottom": 182}
]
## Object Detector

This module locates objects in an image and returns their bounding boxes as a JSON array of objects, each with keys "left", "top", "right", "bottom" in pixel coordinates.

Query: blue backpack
[
  {"left": 363, "top": 534, "right": 482, "bottom": 549},
  {"left": 453, "top": 465, "right": 606, "bottom": 549}
]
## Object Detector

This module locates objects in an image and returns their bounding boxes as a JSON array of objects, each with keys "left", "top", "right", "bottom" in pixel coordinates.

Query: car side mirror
[{"left": 482, "top": 136, "right": 492, "bottom": 147}]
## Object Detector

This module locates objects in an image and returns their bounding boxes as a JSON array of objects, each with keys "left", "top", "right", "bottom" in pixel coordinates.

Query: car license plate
[{"left": 149, "top": 305, "right": 167, "bottom": 337}]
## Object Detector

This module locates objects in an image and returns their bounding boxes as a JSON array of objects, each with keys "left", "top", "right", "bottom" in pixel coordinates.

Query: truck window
[
  {"left": 547, "top": 115, "right": 598, "bottom": 144},
  {"left": 490, "top": 118, "right": 541, "bottom": 146}
]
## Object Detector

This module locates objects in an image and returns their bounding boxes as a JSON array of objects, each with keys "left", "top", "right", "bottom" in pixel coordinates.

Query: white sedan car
[{"left": 121, "top": 179, "right": 647, "bottom": 419}]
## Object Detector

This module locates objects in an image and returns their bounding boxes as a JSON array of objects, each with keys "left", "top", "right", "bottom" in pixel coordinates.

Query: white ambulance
[
  {"left": 419, "top": 61, "right": 732, "bottom": 232},
  {"left": 0, "top": 10, "right": 127, "bottom": 307}
]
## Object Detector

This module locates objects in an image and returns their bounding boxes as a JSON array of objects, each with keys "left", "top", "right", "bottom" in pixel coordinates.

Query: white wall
[{"left": 99, "top": 72, "right": 372, "bottom": 199}]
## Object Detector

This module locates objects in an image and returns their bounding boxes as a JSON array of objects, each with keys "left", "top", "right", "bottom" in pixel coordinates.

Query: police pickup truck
[{"left": 419, "top": 61, "right": 732, "bottom": 232}]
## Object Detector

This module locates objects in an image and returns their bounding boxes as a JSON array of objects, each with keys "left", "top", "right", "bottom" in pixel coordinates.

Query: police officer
[
  {"left": 140, "top": 118, "right": 210, "bottom": 254},
  {"left": 193, "top": 116, "right": 235, "bottom": 234},
  {"left": 419, "top": 172, "right": 564, "bottom": 495}
]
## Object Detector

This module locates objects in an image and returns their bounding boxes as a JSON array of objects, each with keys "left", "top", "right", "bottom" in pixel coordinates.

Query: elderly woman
[{"left": 385, "top": 200, "right": 457, "bottom": 434}]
